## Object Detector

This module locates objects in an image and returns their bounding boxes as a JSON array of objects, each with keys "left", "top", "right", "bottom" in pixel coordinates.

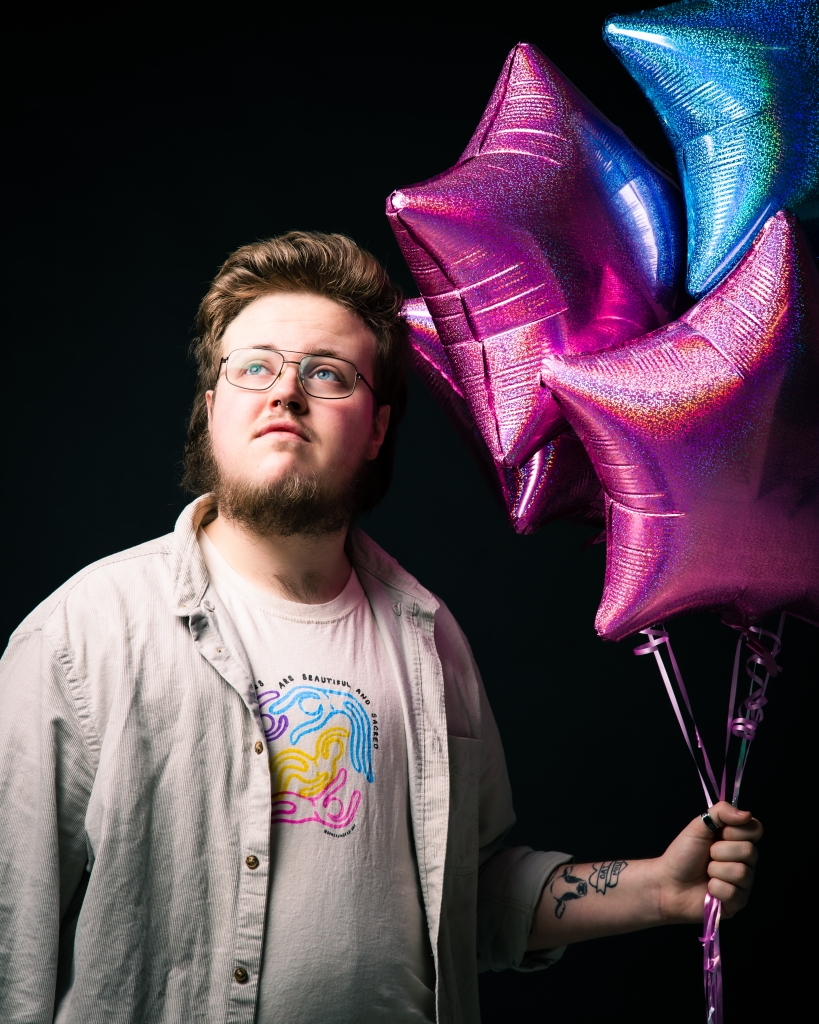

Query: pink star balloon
[
  {"left": 540, "top": 211, "right": 819, "bottom": 641},
  {"left": 404, "top": 298, "right": 604, "bottom": 532},
  {"left": 387, "top": 42, "right": 685, "bottom": 469}
]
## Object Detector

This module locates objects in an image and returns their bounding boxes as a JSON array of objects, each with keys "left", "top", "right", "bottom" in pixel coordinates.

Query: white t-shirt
[{"left": 198, "top": 531, "right": 436, "bottom": 1024}]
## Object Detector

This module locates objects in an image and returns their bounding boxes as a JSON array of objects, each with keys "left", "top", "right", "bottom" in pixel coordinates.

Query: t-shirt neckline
[{"left": 198, "top": 528, "right": 365, "bottom": 623}]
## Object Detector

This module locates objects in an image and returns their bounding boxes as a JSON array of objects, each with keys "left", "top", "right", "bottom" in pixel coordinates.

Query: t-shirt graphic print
[
  {"left": 198, "top": 530, "right": 436, "bottom": 1024},
  {"left": 259, "top": 675, "right": 374, "bottom": 831}
]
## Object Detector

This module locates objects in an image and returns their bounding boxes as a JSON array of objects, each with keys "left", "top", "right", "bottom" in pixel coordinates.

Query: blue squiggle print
[{"left": 267, "top": 687, "right": 373, "bottom": 783}]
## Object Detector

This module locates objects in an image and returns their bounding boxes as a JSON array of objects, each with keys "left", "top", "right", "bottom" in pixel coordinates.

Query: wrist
[{"left": 643, "top": 857, "right": 674, "bottom": 926}]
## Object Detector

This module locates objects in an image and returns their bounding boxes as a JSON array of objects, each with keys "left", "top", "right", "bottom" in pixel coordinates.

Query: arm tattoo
[
  {"left": 549, "top": 859, "right": 628, "bottom": 918},
  {"left": 550, "top": 865, "right": 587, "bottom": 919},
  {"left": 589, "top": 859, "right": 627, "bottom": 894}
]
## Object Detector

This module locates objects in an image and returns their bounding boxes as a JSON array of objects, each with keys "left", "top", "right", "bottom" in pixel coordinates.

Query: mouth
[{"left": 255, "top": 421, "right": 310, "bottom": 442}]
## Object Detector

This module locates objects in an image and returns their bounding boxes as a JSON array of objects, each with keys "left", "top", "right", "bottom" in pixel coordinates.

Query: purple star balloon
[
  {"left": 387, "top": 42, "right": 685, "bottom": 469},
  {"left": 404, "top": 298, "right": 604, "bottom": 532},
  {"left": 541, "top": 211, "right": 819, "bottom": 641}
]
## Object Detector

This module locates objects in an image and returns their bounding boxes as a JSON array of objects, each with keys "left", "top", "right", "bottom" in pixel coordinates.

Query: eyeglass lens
[{"left": 225, "top": 349, "right": 359, "bottom": 398}]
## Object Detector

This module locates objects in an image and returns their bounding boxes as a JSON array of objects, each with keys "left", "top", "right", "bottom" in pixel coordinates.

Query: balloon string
[
  {"left": 720, "top": 634, "right": 745, "bottom": 802},
  {"left": 635, "top": 614, "right": 785, "bottom": 1024},
  {"left": 634, "top": 627, "right": 718, "bottom": 806},
  {"left": 730, "top": 614, "right": 785, "bottom": 805}
]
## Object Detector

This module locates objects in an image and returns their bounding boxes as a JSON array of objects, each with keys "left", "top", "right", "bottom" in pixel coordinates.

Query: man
[{"left": 0, "top": 232, "right": 761, "bottom": 1024}]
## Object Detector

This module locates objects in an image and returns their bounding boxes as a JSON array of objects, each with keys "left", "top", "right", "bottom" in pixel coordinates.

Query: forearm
[
  {"left": 527, "top": 804, "right": 762, "bottom": 950},
  {"left": 527, "top": 857, "right": 668, "bottom": 949}
]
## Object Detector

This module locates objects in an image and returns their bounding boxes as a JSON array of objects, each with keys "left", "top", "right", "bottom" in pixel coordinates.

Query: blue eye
[
  {"left": 243, "top": 361, "right": 272, "bottom": 376},
  {"left": 313, "top": 367, "right": 341, "bottom": 382},
  {"left": 299, "top": 356, "right": 356, "bottom": 395}
]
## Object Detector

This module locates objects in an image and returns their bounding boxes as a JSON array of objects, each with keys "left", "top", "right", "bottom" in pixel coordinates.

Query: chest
[{"left": 215, "top": 599, "right": 408, "bottom": 840}]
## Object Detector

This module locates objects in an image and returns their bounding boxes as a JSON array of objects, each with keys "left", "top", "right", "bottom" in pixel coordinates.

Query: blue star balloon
[{"left": 605, "top": 0, "right": 819, "bottom": 295}]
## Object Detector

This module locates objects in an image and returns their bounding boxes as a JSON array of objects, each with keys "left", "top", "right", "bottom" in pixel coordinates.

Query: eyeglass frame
[{"left": 218, "top": 347, "right": 381, "bottom": 403}]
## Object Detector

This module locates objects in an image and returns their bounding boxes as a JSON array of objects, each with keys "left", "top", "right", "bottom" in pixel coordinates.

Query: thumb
[
  {"left": 708, "top": 802, "right": 753, "bottom": 827},
  {"left": 697, "top": 802, "right": 761, "bottom": 843},
  {"left": 700, "top": 801, "right": 752, "bottom": 834},
  {"left": 696, "top": 798, "right": 761, "bottom": 839}
]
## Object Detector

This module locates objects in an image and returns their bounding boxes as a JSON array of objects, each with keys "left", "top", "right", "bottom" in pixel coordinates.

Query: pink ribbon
[
  {"left": 635, "top": 615, "right": 785, "bottom": 1024},
  {"left": 700, "top": 893, "right": 722, "bottom": 1024}
]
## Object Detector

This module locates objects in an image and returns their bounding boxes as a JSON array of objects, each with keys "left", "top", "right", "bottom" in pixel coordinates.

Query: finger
[
  {"left": 721, "top": 818, "right": 763, "bottom": 843},
  {"left": 691, "top": 803, "right": 741, "bottom": 840},
  {"left": 708, "top": 877, "right": 750, "bottom": 917},
  {"left": 709, "top": 841, "right": 758, "bottom": 866},
  {"left": 708, "top": 861, "right": 755, "bottom": 890}
]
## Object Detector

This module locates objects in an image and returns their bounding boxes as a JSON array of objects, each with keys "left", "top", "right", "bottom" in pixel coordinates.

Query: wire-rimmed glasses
[{"left": 219, "top": 348, "right": 378, "bottom": 401}]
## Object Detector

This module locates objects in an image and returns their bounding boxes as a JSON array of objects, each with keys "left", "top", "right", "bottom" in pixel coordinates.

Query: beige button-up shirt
[{"left": 0, "top": 496, "right": 569, "bottom": 1023}]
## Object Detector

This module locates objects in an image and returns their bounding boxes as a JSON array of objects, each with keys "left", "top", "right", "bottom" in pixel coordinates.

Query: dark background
[{"left": 3, "top": 3, "right": 813, "bottom": 1021}]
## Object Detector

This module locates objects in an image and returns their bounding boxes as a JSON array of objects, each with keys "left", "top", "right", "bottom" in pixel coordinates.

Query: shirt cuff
[{"left": 476, "top": 846, "right": 573, "bottom": 973}]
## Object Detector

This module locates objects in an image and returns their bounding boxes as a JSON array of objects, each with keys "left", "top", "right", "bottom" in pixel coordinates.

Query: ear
[
  {"left": 367, "top": 404, "right": 391, "bottom": 460},
  {"left": 205, "top": 390, "right": 215, "bottom": 429}
]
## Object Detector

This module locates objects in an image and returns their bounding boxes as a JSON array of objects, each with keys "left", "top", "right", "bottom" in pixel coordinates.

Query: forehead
[{"left": 220, "top": 292, "right": 376, "bottom": 367}]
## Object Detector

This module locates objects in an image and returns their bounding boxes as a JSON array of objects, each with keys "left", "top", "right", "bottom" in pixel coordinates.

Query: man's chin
[{"left": 213, "top": 464, "right": 366, "bottom": 538}]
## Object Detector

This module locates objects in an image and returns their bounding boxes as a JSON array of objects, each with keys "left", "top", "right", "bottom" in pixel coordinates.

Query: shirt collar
[
  {"left": 346, "top": 526, "right": 439, "bottom": 613},
  {"left": 169, "top": 494, "right": 439, "bottom": 617},
  {"left": 170, "top": 494, "right": 217, "bottom": 616}
]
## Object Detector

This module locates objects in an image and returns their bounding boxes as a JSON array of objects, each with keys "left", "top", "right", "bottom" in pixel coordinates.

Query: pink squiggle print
[{"left": 271, "top": 767, "right": 361, "bottom": 828}]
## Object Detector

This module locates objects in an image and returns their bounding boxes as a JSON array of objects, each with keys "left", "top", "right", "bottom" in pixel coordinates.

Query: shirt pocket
[{"left": 446, "top": 735, "right": 481, "bottom": 874}]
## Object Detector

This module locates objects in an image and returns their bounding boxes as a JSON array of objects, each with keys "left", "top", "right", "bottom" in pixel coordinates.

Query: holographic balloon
[
  {"left": 605, "top": 0, "right": 819, "bottom": 296},
  {"left": 404, "top": 298, "right": 604, "bottom": 532},
  {"left": 387, "top": 42, "right": 685, "bottom": 469},
  {"left": 541, "top": 212, "right": 819, "bottom": 641}
]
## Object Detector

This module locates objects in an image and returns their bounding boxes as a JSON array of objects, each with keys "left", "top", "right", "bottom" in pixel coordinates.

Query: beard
[{"left": 212, "top": 459, "right": 371, "bottom": 538}]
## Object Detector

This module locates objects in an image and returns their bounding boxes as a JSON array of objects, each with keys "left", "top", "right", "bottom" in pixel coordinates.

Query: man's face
[{"left": 206, "top": 293, "right": 390, "bottom": 493}]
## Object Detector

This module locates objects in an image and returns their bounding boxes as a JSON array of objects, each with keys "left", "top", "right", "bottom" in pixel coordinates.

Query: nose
[{"left": 266, "top": 360, "right": 308, "bottom": 414}]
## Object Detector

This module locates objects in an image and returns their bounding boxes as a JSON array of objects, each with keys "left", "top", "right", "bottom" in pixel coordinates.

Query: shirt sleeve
[
  {"left": 476, "top": 845, "right": 572, "bottom": 972},
  {"left": 433, "top": 598, "right": 572, "bottom": 974},
  {"left": 0, "top": 628, "right": 95, "bottom": 1023},
  {"left": 474, "top": 677, "right": 573, "bottom": 973}
]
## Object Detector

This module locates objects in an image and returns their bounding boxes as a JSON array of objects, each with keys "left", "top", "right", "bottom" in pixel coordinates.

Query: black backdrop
[{"left": 3, "top": 3, "right": 814, "bottom": 1021}]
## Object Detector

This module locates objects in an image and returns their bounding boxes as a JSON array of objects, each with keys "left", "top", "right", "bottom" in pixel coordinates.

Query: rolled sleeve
[{"left": 476, "top": 845, "right": 573, "bottom": 973}]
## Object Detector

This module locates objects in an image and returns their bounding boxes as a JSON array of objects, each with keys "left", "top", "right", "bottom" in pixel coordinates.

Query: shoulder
[
  {"left": 9, "top": 533, "right": 176, "bottom": 643},
  {"left": 348, "top": 525, "right": 470, "bottom": 646},
  {"left": 347, "top": 527, "right": 437, "bottom": 604},
  {"left": 349, "top": 527, "right": 483, "bottom": 734}
]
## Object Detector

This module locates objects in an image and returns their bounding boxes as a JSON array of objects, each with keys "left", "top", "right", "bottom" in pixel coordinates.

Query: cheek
[
  {"left": 210, "top": 393, "right": 263, "bottom": 447},
  {"left": 326, "top": 406, "right": 377, "bottom": 457}
]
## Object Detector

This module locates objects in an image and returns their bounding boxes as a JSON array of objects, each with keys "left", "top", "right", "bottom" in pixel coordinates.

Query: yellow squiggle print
[{"left": 270, "top": 726, "right": 349, "bottom": 798}]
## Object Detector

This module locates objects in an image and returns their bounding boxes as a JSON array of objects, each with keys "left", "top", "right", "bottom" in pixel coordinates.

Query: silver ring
[{"left": 701, "top": 812, "right": 721, "bottom": 833}]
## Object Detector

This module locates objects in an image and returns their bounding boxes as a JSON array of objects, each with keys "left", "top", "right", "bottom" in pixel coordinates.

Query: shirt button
[
  {"left": 234, "top": 967, "right": 249, "bottom": 984},
  {"left": 245, "top": 855, "right": 260, "bottom": 870},
  {"left": 254, "top": 741, "right": 264, "bottom": 755},
  {"left": 203, "top": 600, "right": 214, "bottom": 611}
]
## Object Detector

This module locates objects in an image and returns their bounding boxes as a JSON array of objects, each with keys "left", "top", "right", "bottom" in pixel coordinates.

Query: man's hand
[
  {"left": 527, "top": 802, "right": 762, "bottom": 950},
  {"left": 655, "top": 801, "right": 762, "bottom": 923}
]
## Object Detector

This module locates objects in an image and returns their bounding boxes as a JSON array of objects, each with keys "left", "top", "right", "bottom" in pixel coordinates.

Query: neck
[{"left": 202, "top": 512, "right": 352, "bottom": 604}]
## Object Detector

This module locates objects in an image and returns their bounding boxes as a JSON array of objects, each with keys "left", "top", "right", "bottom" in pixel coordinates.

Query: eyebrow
[{"left": 245, "top": 345, "right": 344, "bottom": 360}]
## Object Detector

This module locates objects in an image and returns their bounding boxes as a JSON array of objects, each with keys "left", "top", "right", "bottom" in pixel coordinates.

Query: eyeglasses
[{"left": 219, "top": 348, "right": 379, "bottom": 402}]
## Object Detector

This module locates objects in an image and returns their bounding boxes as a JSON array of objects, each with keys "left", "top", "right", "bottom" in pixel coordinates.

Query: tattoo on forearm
[
  {"left": 549, "top": 859, "right": 628, "bottom": 918},
  {"left": 550, "top": 865, "right": 587, "bottom": 919},
  {"left": 589, "top": 859, "right": 627, "bottom": 894}
]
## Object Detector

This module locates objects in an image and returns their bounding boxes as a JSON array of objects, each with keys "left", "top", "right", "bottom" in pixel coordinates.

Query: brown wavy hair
[{"left": 182, "top": 231, "right": 408, "bottom": 512}]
